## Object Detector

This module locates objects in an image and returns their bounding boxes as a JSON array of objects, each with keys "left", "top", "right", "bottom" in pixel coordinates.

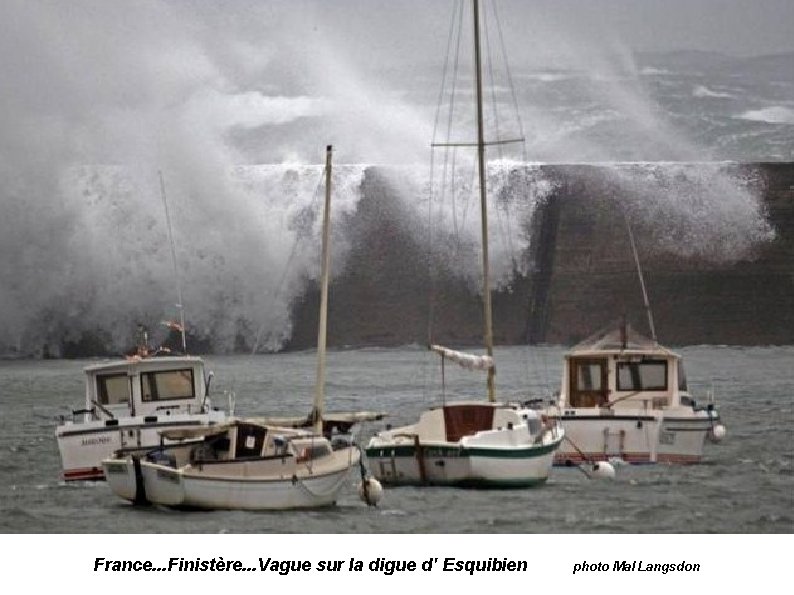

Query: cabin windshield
[
  {"left": 616, "top": 360, "right": 668, "bottom": 391},
  {"left": 141, "top": 368, "right": 195, "bottom": 402},
  {"left": 97, "top": 373, "right": 130, "bottom": 405}
]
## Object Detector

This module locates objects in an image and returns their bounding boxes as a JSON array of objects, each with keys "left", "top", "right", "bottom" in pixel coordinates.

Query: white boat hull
[
  {"left": 365, "top": 438, "right": 561, "bottom": 488},
  {"left": 103, "top": 449, "right": 360, "bottom": 510},
  {"left": 57, "top": 412, "right": 227, "bottom": 481},
  {"left": 550, "top": 409, "right": 719, "bottom": 465}
]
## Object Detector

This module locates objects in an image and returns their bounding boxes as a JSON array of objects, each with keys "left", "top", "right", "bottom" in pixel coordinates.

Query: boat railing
[{"left": 62, "top": 407, "right": 98, "bottom": 424}]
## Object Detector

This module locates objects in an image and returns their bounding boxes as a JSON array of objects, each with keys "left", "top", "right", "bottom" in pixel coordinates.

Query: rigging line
[
  {"left": 251, "top": 167, "right": 326, "bottom": 355},
  {"left": 426, "top": 0, "right": 461, "bottom": 397},
  {"left": 493, "top": 0, "right": 527, "bottom": 164},
  {"left": 623, "top": 208, "right": 657, "bottom": 343},
  {"left": 439, "top": 0, "right": 465, "bottom": 242},
  {"left": 487, "top": 1, "right": 519, "bottom": 270},
  {"left": 493, "top": 1, "right": 545, "bottom": 392},
  {"left": 482, "top": 3, "right": 514, "bottom": 272},
  {"left": 158, "top": 170, "right": 187, "bottom": 354},
  {"left": 457, "top": 155, "right": 477, "bottom": 252},
  {"left": 430, "top": 0, "right": 461, "bottom": 150}
]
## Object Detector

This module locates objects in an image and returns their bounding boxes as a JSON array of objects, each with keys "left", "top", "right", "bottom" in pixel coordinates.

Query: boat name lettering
[{"left": 81, "top": 435, "right": 111, "bottom": 446}]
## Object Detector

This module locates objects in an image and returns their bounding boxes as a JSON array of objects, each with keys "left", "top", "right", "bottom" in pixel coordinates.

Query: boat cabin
[
  {"left": 77, "top": 356, "right": 212, "bottom": 422},
  {"left": 377, "top": 402, "right": 545, "bottom": 445},
  {"left": 146, "top": 421, "right": 330, "bottom": 467},
  {"left": 560, "top": 325, "right": 688, "bottom": 411}
]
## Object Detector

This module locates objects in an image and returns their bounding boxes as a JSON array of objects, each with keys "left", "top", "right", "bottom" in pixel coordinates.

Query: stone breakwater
[{"left": 288, "top": 162, "right": 794, "bottom": 349}]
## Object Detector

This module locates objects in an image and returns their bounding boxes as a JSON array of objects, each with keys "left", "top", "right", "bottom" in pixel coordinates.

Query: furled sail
[{"left": 429, "top": 344, "right": 494, "bottom": 372}]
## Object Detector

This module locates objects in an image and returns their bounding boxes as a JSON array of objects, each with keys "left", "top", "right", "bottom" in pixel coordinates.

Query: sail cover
[{"left": 429, "top": 344, "right": 494, "bottom": 372}]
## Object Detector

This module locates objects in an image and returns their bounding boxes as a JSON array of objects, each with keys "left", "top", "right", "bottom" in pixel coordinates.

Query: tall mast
[
  {"left": 473, "top": 0, "right": 495, "bottom": 402},
  {"left": 158, "top": 170, "right": 187, "bottom": 354},
  {"left": 312, "top": 145, "right": 333, "bottom": 434}
]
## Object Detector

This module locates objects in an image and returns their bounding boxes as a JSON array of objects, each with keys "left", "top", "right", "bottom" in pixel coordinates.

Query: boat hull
[
  {"left": 364, "top": 439, "right": 561, "bottom": 488},
  {"left": 549, "top": 410, "right": 719, "bottom": 465},
  {"left": 57, "top": 411, "right": 227, "bottom": 481},
  {"left": 103, "top": 450, "right": 360, "bottom": 510}
]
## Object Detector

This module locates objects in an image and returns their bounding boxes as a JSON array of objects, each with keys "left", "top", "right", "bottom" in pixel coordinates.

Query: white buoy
[
  {"left": 358, "top": 478, "right": 383, "bottom": 506},
  {"left": 708, "top": 424, "right": 727, "bottom": 443},
  {"left": 582, "top": 461, "right": 616, "bottom": 480}
]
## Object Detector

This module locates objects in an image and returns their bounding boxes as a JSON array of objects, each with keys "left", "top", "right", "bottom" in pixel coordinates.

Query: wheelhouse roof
[
  {"left": 83, "top": 355, "right": 205, "bottom": 374},
  {"left": 568, "top": 324, "right": 678, "bottom": 358}
]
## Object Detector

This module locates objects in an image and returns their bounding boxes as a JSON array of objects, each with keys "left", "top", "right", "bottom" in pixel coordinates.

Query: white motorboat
[
  {"left": 102, "top": 419, "right": 359, "bottom": 510},
  {"left": 56, "top": 351, "right": 229, "bottom": 481},
  {"left": 103, "top": 146, "right": 378, "bottom": 509},
  {"left": 56, "top": 172, "right": 232, "bottom": 481},
  {"left": 365, "top": 0, "right": 563, "bottom": 487},
  {"left": 540, "top": 323, "right": 726, "bottom": 465}
]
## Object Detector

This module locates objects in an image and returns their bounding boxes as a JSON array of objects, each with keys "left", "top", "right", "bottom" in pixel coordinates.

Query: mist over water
[{"left": 0, "top": 1, "right": 789, "bottom": 355}]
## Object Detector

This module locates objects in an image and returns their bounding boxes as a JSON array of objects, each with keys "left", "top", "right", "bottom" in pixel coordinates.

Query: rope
[{"left": 292, "top": 446, "right": 355, "bottom": 500}]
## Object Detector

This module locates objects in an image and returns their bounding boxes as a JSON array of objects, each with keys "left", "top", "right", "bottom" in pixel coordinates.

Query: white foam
[
  {"left": 737, "top": 106, "right": 794, "bottom": 125},
  {"left": 693, "top": 85, "right": 733, "bottom": 99}
]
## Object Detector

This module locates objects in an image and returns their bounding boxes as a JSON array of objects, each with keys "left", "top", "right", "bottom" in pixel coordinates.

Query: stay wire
[{"left": 251, "top": 166, "right": 327, "bottom": 354}]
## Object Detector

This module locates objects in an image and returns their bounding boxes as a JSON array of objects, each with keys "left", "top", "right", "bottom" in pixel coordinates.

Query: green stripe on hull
[
  {"left": 377, "top": 476, "right": 549, "bottom": 489},
  {"left": 365, "top": 440, "right": 560, "bottom": 460}
]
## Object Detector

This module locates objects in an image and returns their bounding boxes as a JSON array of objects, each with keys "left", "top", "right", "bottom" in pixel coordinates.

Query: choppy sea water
[{"left": 0, "top": 345, "right": 791, "bottom": 534}]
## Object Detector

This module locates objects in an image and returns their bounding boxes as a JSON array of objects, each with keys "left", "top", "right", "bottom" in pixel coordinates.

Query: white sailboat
[
  {"left": 365, "top": 0, "right": 563, "bottom": 488},
  {"left": 102, "top": 146, "right": 368, "bottom": 509}
]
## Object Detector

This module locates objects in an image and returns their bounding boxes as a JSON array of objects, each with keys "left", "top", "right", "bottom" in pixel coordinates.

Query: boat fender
[
  {"left": 708, "top": 424, "right": 726, "bottom": 443},
  {"left": 583, "top": 461, "right": 616, "bottom": 480},
  {"left": 358, "top": 478, "right": 383, "bottom": 506}
]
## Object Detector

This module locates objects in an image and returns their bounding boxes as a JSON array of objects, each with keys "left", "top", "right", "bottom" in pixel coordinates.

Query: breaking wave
[{"left": 0, "top": 161, "right": 775, "bottom": 357}]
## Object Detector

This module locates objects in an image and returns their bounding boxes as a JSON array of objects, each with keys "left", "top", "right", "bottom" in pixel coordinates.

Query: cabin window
[
  {"left": 97, "top": 373, "right": 130, "bottom": 405},
  {"left": 677, "top": 360, "right": 688, "bottom": 391},
  {"left": 616, "top": 360, "right": 667, "bottom": 391},
  {"left": 234, "top": 424, "right": 267, "bottom": 458},
  {"left": 577, "top": 363, "right": 603, "bottom": 391},
  {"left": 141, "top": 369, "right": 195, "bottom": 402},
  {"left": 569, "top": 359, "right": 608, "bottom": 407}
]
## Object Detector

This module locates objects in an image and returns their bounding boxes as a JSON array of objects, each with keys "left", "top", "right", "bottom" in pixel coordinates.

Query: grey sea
[{"left": 1, "top": 345, "right": 792, "bottom": 534}]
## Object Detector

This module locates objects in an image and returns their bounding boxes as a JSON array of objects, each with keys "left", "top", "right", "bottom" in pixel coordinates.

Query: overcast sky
[{"left": 1, "top": 0, "right": 792, "bottom": 168}]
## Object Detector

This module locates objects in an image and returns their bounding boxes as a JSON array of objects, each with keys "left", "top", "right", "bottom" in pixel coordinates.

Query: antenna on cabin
[
  {"left": 623, "top": 210, "right": 656, "bottom": 344},
  {"left": 158, "top": 170, "right": 187, "bottom": 354}
]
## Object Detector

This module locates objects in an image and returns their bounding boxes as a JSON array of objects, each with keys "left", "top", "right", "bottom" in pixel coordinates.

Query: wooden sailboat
[
  {"left": 101, "top": 146, "right": 365, "bottom": 509},
  {"left": 364, "top": 0, "right": 563, "bottom": 487}
]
